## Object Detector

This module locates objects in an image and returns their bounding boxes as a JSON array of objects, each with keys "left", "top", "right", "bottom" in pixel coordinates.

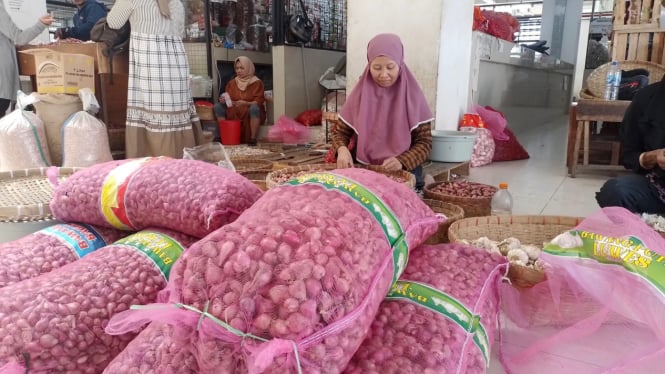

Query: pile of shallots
[{"left": 105, "top": 169, "right": 440, "bottom": 373}]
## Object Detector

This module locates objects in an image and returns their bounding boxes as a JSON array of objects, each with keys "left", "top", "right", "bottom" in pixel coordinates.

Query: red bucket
[{"left": 218, "top": 119, "right": 241, "bottom": 145}]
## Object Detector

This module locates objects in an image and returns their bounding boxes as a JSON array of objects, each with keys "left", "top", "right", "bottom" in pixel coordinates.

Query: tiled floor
[
  {"left": 458, "top": 114, "right": 626, "bottom": 373},
  {"left": 465, "top": 114, "right": 614, "bottom": 218}
]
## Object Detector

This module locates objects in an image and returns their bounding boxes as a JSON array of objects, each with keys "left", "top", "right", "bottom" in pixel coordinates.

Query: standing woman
[
  {"left": 0, "top": 5, "right": 53, "bottom": 116},
  {"left": 332, "top": 33, "right": 433, "bottom": 190},
  {"left": 107, "top": 0, "right": 202, "bottom": 158}
]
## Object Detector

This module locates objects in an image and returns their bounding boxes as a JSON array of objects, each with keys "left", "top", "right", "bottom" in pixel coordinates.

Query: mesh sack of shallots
[
  {"left": 0, "top": 229, "right": 197, "bottom": 373},
  {"left": 0, "top": 92, "right": 52, "bottom": 171},
  {"left": 106, "top": 168, "right": 441, "bottom": 373},
  {"left": 50, "top": 157, "right": 263, "bottom": 238},
  {"left": 0, "top": 223, "right": 126, "bottom": 288},
  {"left": 103, "top": 322, "right": 199, "bottom": 374},
  {"left": 344, "top": 243, "right": 507, "bottom": 374}
]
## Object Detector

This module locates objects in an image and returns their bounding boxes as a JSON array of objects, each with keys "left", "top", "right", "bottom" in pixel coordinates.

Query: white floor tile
[
  {"left": 464, "top": 114, "right": 625, "bottom": 373},
  {"left": 466, "top": 114, "right": 612, "bottom": 217}
]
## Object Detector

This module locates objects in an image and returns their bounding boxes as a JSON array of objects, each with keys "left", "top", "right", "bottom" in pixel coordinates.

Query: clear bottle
[
  {"left": 491, "top": 182, "right": 513, "bottom": 216},
  {"left": 604, "top": 61, "right": 622, "bottom": 100}
]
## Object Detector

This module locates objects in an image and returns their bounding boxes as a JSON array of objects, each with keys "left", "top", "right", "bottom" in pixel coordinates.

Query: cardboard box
[
  {"left": 17, "top": 43, "right": 129, "bottom": 75},
  {"left": 19, "top": 49, "right": 95, "bottom": 94}
]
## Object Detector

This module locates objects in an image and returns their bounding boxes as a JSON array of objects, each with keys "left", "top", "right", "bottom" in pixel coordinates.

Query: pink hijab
[{"left": 339, "top": 33, "right": 433, "bottom": 165}]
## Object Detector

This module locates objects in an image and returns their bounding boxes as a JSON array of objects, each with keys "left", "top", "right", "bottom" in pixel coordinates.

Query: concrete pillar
[
  {"left": 541, "top": 0, "right": 584, "bottom": 64},
  {"left": 435, "top": 0, "right": 474, "bottom": 130}
]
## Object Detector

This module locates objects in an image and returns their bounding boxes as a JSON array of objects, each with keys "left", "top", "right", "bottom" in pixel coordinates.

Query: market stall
[{"left": 16, "top": 42, "right": 129, "bottom": 158}]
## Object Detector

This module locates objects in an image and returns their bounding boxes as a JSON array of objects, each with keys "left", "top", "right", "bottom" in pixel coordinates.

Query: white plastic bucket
[{"left": 430, "top": 130, "right": 477, "bottom": 162}]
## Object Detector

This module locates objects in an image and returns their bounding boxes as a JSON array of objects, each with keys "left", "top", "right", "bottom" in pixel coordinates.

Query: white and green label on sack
[
  {"left": 114, "top": 231, "right": 184, "bottom": 281},
  {"left": 286, "top": 172, "right": 408, "bottom": 283},
  {"left": 41, "top": 223, "right": 108, "bottom": 258},
  {"left": 545, "top": 230, "right": 665, "bottom": 295},
  {"left": 386, "top": 280, "right": 491, "bottom": 367}
]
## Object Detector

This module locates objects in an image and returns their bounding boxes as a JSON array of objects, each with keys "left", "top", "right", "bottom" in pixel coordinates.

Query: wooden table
[{"left": 568, "top": 99, "right": 631, "bottom": 177}]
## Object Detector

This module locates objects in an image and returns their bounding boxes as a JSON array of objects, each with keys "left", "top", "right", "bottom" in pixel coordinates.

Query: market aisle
[
  {"left": 470, "top": 114, "right": 628, "bottom": 373},
  {"left": 465, "top": 114, "right": 612, "bottom": 217}
]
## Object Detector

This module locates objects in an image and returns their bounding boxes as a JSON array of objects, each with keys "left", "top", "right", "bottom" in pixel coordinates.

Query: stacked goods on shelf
[{"left": 106, "top": 169, "right": 440, "bottom": 372}]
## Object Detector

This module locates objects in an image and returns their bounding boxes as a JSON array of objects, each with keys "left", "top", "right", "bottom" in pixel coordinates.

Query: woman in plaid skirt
[{"left": 107, "top": 0, "right": 202, "bottom": 158}]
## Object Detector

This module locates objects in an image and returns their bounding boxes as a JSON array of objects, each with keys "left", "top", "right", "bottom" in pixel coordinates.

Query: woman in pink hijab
[{"left": 332, "top": 33, "right": 434, "bottom": 190}]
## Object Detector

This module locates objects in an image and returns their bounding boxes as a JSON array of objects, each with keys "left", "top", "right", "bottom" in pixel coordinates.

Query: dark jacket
[
  {"left": 61, "top": 1, "right": 107, "bottom": 41},
  {"left": 620, "top": 80, "right": 665, "bottom": 179}
]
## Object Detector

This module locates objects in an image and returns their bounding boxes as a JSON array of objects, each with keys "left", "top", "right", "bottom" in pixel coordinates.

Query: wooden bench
[{"left": 569, "top": 99, "right": 630, "bottom": 177}]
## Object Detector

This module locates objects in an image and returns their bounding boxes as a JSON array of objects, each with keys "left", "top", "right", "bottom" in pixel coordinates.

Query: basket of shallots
[
  {"left": 448, "top": 215, "right": 583, "bottom": 287},
  {"left": 424, "top": 180, "right": 497, "bottom": 217}
]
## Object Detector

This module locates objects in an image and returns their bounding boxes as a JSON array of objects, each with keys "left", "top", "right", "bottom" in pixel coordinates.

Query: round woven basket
[
  {"left": 421, "top": 199, "right": 464, "bottom": 244},
  {"left": 238, "top": 169, "right": 270, "bottom": 191},
  {"left": 0, "top": 167, "right": 81, "bottom": 222},
  {"left": 582, "top": 60, "right": 665, "bottom": 99},
  {"left": 230, "top": 157, "right": 273, "bottom": 172},
  {"left": 423, "top": 181, "right": 497, "bottom": 217},
  {"left": 195, "top": 105, "right": 215, "bottom": 121},
  {"left": 363, "top": 165, "right": 416, "bottom": 189},
  {"left": 266, "top": 164, "right": 338, "bottom": 189},
  {"left": 448, "top": 215, "right": 583, "bottom": 288},
  {"left": 266, "top": 164, "right": 416, "bottom": 190}
]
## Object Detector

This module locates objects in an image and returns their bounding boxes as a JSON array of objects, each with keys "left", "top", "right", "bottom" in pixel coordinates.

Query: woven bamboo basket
[
  {"left": 230, "top": 157, "right": 273, "bottom": 172},
  {"left": 363, "top": 165, "right": 416, "bottom": 189},
  {"left": 238, "top": 169, "right": 270, "bottom": 191},
  {"left": 0, "top": 167, "right": 81, "bottom": 222},
  {"left": 195, "top": 105, "right": 215, "bottom": 121},
  {"left": 266, "top": 164, "right": 338, "bottom": 189},
  {"left": 266, "top": 164, "right": 416, "bottom": 190},
  {"left": 448, "top": 215, "right": 583, "bottom": 288},
  {"left": 580, "top": 60, "right": 665, "bottom": 99},
  {"left": 423, "top": 181, "right": 497, "bottom": 217},
  {"left": 421, "top": 199, "right": 464, "bottom": 244}
]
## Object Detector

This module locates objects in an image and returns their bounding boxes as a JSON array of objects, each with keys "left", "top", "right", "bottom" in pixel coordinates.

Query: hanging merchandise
[{"left": 287, "top": 0, "right": 314, "bottom": 43}]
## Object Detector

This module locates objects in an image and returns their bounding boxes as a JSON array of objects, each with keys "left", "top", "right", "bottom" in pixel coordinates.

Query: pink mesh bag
[
  {"left": 500, "top": 207, "right": 665, "bottom": 373},
  {"left": 50, "top": 157, "right": 263, "bottom": 238},
  {"left": 0, "top": 223, "right": 126, "bottom": 288},
  {"left": 106, "top": 169, "right": 441, "bottom": 373},
  {"left": 103, "top": 323, "right": 199, "bottom": 374},
  {"left": 0, "top": 229, "right": 196, "bottom": 373},
  {"left": 345, "top": 243, "right": 507, "bottom": 374}
]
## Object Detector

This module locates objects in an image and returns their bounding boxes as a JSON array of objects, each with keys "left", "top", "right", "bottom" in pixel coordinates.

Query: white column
[
  {"left": 541, "top": 0, "right": 584, "bottom": 64},
  {"left": 435, "top": 0, "right": 474, "bottom": 130}
]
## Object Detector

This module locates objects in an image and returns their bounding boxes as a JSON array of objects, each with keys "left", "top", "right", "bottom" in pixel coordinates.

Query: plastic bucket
[
  {"left": 218, "top": 119, "right": 241, "bottom": 145},
  {"left": 430, "top": 130, "right": 477, "bottom": 162}
]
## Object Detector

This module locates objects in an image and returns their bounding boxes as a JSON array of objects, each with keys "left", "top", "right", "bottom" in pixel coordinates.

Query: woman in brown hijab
[{"left": 214, "top": 56, "right": 266, "bottom": 145}]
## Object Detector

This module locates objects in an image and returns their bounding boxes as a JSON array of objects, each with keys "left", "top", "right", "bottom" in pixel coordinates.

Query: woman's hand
[
  {"left": 336, "top": 146, "right": 354, "bottom": 168},
  {"left": 381, "top": 157, "right": 402, "bottom": 171},
  {"left": 40, "top": 14, "right": 55, "bottom": 26}
]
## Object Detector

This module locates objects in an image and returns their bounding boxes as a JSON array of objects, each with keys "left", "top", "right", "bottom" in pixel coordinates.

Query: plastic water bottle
[
  {"left": 491, "top": 182, "right": 513, "bottom": 216},
  {"left": 604, "top": 61, "right": 622, "bottom": 100}
]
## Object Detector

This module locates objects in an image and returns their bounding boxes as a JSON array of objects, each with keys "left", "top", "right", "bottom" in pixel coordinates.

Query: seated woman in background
[
  {"left": 214, "top": 56, "right": 266, "bottom": 145},
  {"left": 332, "top": 33, "right": 433, "bottom": 190},
  {"left": 596, "top": 76, "right": 665, "bottom": 214}
]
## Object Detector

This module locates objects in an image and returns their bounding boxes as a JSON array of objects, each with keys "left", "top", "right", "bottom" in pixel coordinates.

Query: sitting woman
[
  {"left": 214, "top": 56, "right": 266, "bottom": 145},
  {"left": 596, "top": 76, "right": 665, "bottom": 214},
  {"left": 331, "top": 33, "right": 434, "bottom": 190}
]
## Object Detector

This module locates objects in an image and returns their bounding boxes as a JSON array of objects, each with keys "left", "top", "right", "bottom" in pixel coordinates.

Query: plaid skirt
[{"left": 125, "top": 32, "right": 201, "bottom": 158}]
